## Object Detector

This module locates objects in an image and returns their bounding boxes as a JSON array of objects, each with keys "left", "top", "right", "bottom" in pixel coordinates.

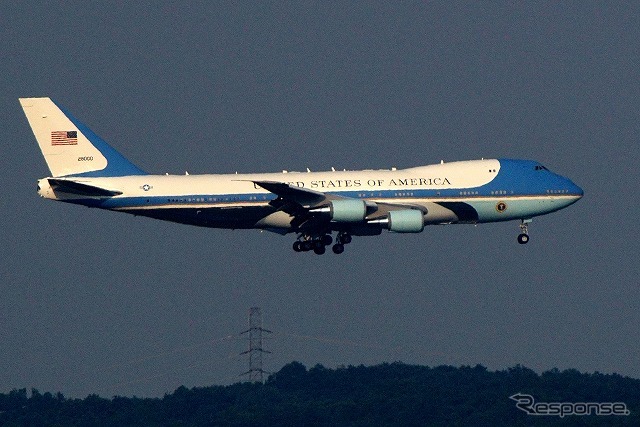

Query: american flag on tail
[{"left": 51, "top": 131, "right": 78, "bottom": 146}]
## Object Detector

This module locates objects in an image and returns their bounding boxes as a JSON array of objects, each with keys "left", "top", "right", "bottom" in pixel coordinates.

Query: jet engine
[
  {"left": 372, "top": 209, "right": 425, "bottom": 233},
  {"left": 388, "top": 210, "right": 425, "bottom": 232},
  {"left": 310, "top": 199, "right": 368, "bottom": 222}
]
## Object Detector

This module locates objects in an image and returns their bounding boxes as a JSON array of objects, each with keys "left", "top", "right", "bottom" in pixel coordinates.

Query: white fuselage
[{"left": 38, "top": 159, "right": 583, "bottom": 233}]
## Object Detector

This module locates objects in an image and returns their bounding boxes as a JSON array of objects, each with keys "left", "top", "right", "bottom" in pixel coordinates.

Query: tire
[
  {"left": 313, "top": 245, "right": 326, "bottom": 255},
  {"left": 517, "top": 234, "right": 529, "bottom": 244},
  {"left": 341, "top": 233, "right": 352, "bottom": 244},
  {"left": 332, "top": 243, "right": 344, "bottom": 254},
  {"left": 293, "top": 241, "right": 302, "bottom": 252}
]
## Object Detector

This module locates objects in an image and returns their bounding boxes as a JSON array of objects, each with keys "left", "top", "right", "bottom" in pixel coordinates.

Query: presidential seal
[{"left": 496, "top": 201, "right": 507, "bottom": 213}]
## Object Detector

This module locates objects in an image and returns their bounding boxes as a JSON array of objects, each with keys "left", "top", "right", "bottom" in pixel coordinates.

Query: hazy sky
[{"left": 1, "top": 2, "right": 639, "bottom": 398}]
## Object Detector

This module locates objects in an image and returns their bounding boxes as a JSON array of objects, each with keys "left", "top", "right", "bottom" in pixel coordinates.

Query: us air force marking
[
  {"left": 141, "top": 184, "right": 152, "bottom": 191},
  {"left": 496, "top": 201, "right": 507, "bottom": 213}
]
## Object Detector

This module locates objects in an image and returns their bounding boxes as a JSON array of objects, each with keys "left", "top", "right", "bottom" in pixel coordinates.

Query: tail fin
[{"left": 19, "top": 97, "right": 147, "bottom": 177}]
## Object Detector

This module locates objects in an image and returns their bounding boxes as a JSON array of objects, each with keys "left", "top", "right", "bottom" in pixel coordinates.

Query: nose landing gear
[{"left": 517, "top": 219, "right": 531, "bottom": 244}]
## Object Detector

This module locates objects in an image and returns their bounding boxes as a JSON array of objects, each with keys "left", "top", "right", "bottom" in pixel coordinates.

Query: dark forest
[{"left": 1, "top": 362, "right": 638, "bottom": 426}]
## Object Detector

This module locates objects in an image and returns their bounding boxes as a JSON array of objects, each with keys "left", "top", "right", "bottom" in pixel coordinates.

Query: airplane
[{"left": 20, "top": 97, "right": 583, "bottom": 254}]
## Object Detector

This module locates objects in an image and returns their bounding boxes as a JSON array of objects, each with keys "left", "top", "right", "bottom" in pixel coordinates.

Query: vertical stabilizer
[{"left": 19, "top": 97, "right": 147, "bottom": 177}]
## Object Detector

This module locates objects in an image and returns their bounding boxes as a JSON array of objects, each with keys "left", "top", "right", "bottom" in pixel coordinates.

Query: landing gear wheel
[
  {"left": 313, "top": 245, "right": 326, "bottom": 255},
  {"left": 332, "top": 243, "right": 345, "bottom": 254},
  {"left": 322, "top": 235, "right": 333, "bottom": 246},
  {"left": 293, "top": 241, "right": 303, "bottom": 252},
  {"left": 518, "top": 219, "right": 531, "bottom": 245},
  {"left": 341, "top": 233, "right": 352, "bottom": 244},
  {"left": 301, "top": 240, "right": 313, "bottom": 251}
]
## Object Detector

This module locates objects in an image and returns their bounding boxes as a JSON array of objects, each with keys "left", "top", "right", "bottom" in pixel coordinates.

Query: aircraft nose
[
  {"left": 563, "top": 177, "right": 583, "bottom": 201},
  {"left": 570, "top": 180, "right": 584, "bottom": 198}
]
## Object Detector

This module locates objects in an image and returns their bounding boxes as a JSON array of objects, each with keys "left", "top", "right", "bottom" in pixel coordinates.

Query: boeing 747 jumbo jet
[{"left": 20, "top": 97, "right": 583, "bottom": 254}]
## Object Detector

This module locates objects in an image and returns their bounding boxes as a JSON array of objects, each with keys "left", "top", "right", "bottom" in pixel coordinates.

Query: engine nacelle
[
  {"left": 329, "top": 199, "right": 367, "bottom": 222},
  {"left": 388, "top": 210, "right": 425, "bottom": 233}
]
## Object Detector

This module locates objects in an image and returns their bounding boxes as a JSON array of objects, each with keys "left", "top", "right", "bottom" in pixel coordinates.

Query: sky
[{"left": 1, "top": 2, "right": 639, "bottom": 398}]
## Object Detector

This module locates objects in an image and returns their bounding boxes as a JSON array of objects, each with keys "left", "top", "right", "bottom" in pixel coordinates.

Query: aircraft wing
[
  {"left": 252, "top": 180, "right": 334, "bottom": 208},
  {"left": 252, "top": 180, "right": 426, "bottom": 232},
  {"left": 253, "top": 180, "right": 425, "bottom": 212}
]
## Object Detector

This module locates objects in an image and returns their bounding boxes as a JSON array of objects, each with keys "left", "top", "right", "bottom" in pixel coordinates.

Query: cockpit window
[{"left": 534, "top": 165, "right": 549, "bottom": 171}]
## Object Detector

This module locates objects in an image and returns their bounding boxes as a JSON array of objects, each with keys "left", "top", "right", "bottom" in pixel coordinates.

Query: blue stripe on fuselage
[{"left": 58, "top": 159, "right": 582, "bottom": 212}]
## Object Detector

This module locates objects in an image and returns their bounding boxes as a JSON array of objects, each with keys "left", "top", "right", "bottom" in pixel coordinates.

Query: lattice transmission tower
[{"left": 240, "top": 307, "right": 272, "bottom": 382}]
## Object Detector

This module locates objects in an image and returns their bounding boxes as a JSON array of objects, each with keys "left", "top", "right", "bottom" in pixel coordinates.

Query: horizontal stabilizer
[{"left": 48, "top": 179, "right": 123, "bottom": 197}]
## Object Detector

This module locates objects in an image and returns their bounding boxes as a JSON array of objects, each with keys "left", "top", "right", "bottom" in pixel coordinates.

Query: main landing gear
[
  {"left": 293, "top": 232, "right": 352, "bottom": 255},
  {"left": 517, "top": 219, "right": 531, "bottom": 244}
]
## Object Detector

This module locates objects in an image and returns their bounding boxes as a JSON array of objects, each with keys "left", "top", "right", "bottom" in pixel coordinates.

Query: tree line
[{"left": 1, "top": 362, "right": 639, "bottom": 426}]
